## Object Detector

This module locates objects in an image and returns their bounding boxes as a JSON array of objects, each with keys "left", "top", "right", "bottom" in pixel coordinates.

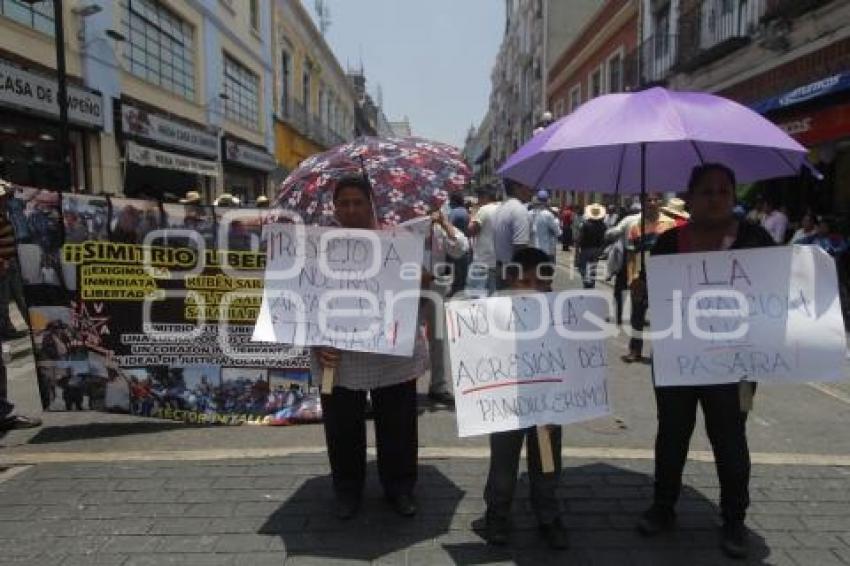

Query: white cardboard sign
[
  {"left": 252, "top": 224, "right": 424, "bottom": 356},
  {"left": 447, "top": 292, "right": 610, "bottom": 437},
  {"left": 647, "top": 246, "right": 847, "bottom": 386}
]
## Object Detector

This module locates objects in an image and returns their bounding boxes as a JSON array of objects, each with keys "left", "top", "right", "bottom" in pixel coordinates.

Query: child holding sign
[{"left": 479, "top": 248, "right": 569, "bottom": 550}]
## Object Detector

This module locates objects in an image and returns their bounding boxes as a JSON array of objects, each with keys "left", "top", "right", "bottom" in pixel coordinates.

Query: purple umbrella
[{"left": 498, "top": 87, "right": 809, "bottom": 193}]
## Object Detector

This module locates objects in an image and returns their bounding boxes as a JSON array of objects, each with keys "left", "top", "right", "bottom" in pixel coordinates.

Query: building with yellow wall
[
  {"left": 272, "top": 0, "right": 356, "bottom": 172},
  {"left": 0, "top": 0, "right": 278, "bottom": 204}
]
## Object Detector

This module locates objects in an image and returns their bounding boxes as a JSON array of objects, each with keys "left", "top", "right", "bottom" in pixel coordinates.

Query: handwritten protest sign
[
  {"left": 252, "top": 224, "right": 424, "bottom": 356},
  {"left": 647, "top": 246, "right": 847, "bottom": 387},
  {"left": 447, "top": 292, "right": 610, "bottom": 437}
]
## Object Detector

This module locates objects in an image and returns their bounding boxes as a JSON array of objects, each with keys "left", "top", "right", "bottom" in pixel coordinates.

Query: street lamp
[
  {"left": 22, "top": 0, "right": 103, "bottom": 191},
  {"left": 21, "top": 0, "right": 71, "bottom": 190}
]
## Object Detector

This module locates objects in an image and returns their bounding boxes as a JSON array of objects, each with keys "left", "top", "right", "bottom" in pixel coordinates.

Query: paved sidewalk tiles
[{"left": 0, "top": 455, "right": 849, "bottom": 565}]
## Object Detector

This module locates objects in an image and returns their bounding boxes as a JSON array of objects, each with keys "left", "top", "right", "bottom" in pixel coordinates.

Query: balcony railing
[
  {"left": 677, "top": 0, "right": 767, "bottom": 73},
  {"left": 639, "top": 34, "right": 680, "bottom": 86},
  {"left": 280, "top": 97, "right": 308, "bottom": 135},
  {"left": 279, "top": 100, "right": 351, "bottom": 148},
  {"left": 762, "top": 0, "right": 832, "bottom": 21}
]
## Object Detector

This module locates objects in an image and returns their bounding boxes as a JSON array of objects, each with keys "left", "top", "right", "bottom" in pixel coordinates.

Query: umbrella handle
[{"left": 358, "top": 155, "right": 381, "bottom": 228}]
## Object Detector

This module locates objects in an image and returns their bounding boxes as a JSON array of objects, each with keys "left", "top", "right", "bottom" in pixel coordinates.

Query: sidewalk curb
[{"left": 2, "top": 446, "right": 850, "bottom": 466}]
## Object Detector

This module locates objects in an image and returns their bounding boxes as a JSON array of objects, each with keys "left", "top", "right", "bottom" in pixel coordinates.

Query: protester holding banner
[
  {"left": 313, "top": 175, "right": 429, "bottom": 521},
  {"left": 636, "top": 163, "right": 774, "bottom": 560},
  {"left": 480, "top": 247, "right": 569, "bottom": 550}
]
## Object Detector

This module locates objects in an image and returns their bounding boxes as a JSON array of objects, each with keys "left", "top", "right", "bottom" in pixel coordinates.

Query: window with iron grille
[
  {"left": 608, "top": 52, "right": 623, "bottom": 93},
  {"left": 224, "top": 54, "right": 259, "bottom": 129},
  {"left": 0, "top": 0, "right": 54, "bottom": 35},
  {"left": 569, "top": 84, "right": 581, "bottom": 112},
  {"left": 249, "top": 0, "right": 259, "bottom": 31},
  {"left": 121, "top": 0, "right": 195, "bottom": 100}
]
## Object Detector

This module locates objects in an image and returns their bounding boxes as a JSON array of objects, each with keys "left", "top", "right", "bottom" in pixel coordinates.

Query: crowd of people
[{"left": 311, "top": 165, "right": 848, "bottom": 560}]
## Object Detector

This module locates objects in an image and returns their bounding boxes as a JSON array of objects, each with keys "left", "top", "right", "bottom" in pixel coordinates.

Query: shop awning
[
  {"left": 752, "top": 71, "right": 850, "bottom": 114},
  {"left": 126, "top": 141, "right": 219, "bottom": 178}
]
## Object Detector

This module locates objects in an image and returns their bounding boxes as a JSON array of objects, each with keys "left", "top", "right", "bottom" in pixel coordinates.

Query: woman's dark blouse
[{"left": 652, "top": 221, "right": 776, "bottom": 256}]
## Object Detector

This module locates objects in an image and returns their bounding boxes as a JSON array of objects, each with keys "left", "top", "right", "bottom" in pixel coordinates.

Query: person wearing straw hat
[
  {"left": 661, "top": 197, "right": 690, "bottom": 227},
  {"left": 179, "top": 190, "right": 202, "bottom": 205},
  {"left": 606, "top": 193, "right": 676, "bottom": 363},
  {"left": 214, "top": 193, "right": 241, "bottom": 207},
  {"left": 576, "top": 203, "right": 607, "bottom": 289}
]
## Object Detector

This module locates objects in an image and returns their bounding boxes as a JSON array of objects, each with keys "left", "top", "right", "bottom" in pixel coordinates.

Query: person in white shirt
[
  {"left": 761, "top": 202, "right": 788, "bottom": 244},
  {"left": 492, "top": 179, "right": 533, "bottom": 289},
  {"left": 528, "top": 190, "right": 561, "bottom": 261},
  {"left": 466, "top": 185, "right": 501, "bottom": 296},
  {"left": 790, "top": 213, "right": 817, "bottom": 244}
]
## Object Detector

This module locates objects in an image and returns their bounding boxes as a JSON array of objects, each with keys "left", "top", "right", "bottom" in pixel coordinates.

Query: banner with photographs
[{"left": 12, "top": 186, "right": 318, "bottom": 426}]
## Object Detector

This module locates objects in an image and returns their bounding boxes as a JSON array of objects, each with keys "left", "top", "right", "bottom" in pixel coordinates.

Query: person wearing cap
[
  {"left": 528, "top": 189, "right": 561, "bottom": 263},
  {"left": 575, "top": 203, "right": 607, "bottom": 289}
]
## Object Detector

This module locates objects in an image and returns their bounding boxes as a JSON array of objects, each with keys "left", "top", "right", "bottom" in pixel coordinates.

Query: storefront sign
[
  {"left": 122, "top": 104, "right": 219, "bottom": 159},
  {"left": 777, "top": 102, "right": 850, "bottom": 146},
  {"left": 126, "top": 141, "right": 219, "bottom": 177},
  {"left": 753, "top": 71, "right": 850, "bottom": 114},
  {"left": 224, "top": 139, "right": 277, "bottom": 172},
  {"left": 0, "top": 59, "right": 103, "bottom": 128}
]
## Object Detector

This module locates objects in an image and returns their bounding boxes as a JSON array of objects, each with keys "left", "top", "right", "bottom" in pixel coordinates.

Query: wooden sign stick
[
  {"left": 321, "top": 366, "right": 335, "bottom": 395},
  {"left": 537, "top": 425, "right": 555, "bottom": 474}
]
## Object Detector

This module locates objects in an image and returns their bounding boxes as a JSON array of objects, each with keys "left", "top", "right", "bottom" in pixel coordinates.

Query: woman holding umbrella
[
  {"left": 636, "top": 163, "right": 774, "bottom": 559},
  {"left": 313, "top": 174, "right": 467, "bottom": 521}
]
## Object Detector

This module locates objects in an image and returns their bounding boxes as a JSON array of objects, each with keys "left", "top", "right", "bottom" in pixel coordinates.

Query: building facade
[
  {"left": 272, "top": 0, "right": 355, "bottom": 173},
  {"left": 541, "top": 0, "right": 638, "bottom": 204},
  {"left": 0, "top": 0, "right": 278, "bottom": 204},
  {"left": 477, "top": 0, "right": 606, "bottom": 188},
  {"left": 637, "top": 0, "right": 850, "bottom": 216},
  {"left": 487, "top": 0, "right": 546, "bottom": 172}
]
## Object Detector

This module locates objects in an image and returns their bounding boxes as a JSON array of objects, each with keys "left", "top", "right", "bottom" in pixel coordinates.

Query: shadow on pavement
[
  {"left": 259, "top": 462, "right": 464, "bottom": 561},
  {"left": 22, "top": 421, "right": 199, "bottom": 444},
  {"left": 442, "top": 462, "right": 772, "bottom": 566}
]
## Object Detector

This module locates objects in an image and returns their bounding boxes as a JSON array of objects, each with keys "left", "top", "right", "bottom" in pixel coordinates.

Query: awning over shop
[
  {"left": 126, "top": 141, "right": 219, "bottom": 178},
  {"left": 752, "top": 71, "right": 850, "bottom": 114}
]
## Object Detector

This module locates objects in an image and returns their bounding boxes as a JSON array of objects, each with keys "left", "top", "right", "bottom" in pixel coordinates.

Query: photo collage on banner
[{"left": 11, "top": 186, "right": 314, "bottom": 425}]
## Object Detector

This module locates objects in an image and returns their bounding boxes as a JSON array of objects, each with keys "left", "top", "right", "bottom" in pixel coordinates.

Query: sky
[{"left": 304, "top": 0, "right": 505, "bottom": 149}]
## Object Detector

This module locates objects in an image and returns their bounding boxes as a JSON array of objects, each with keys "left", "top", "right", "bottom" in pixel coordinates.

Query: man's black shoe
[
  {"left": 427, "top": 391, "right": 454, "bottom": 406},
  {"left": 720, "top": 520, "right": 749, "bottom": 560},
  {"left": 334, "top": 496, "right": 360, "bottom": 520},
  {"left": 387, "top": 493, "right": 417, "bottom": 517},
  {"left": 539, "top": 518, "right": 569, "bottom": 550},
  {"left": 636, "top": 505, "right": 676, "bottom": 536},
  {"left": 478, "top": 514, "right": 510, "bottom": 546},
  {"left": 0, "top": 414, "right": 41, "bottom": 431}
]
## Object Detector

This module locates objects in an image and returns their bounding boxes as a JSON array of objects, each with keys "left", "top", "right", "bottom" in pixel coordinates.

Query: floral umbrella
[{"left": 273, "top": 136, "right": 471, "bottom": 226}]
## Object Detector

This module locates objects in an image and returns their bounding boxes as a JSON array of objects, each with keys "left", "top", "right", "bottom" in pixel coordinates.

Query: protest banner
[
  {"left": 647, "top": 245, "right": 847, "bottom": 387},
  {"left": 252, "top": 223, "right": 425, "bottom": 357},
  {"left": 446, "top": 292, "right": 610, "bottom": 438},
  {"left": 13, "top": 186, "right": 315, "bottom": 426}
]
